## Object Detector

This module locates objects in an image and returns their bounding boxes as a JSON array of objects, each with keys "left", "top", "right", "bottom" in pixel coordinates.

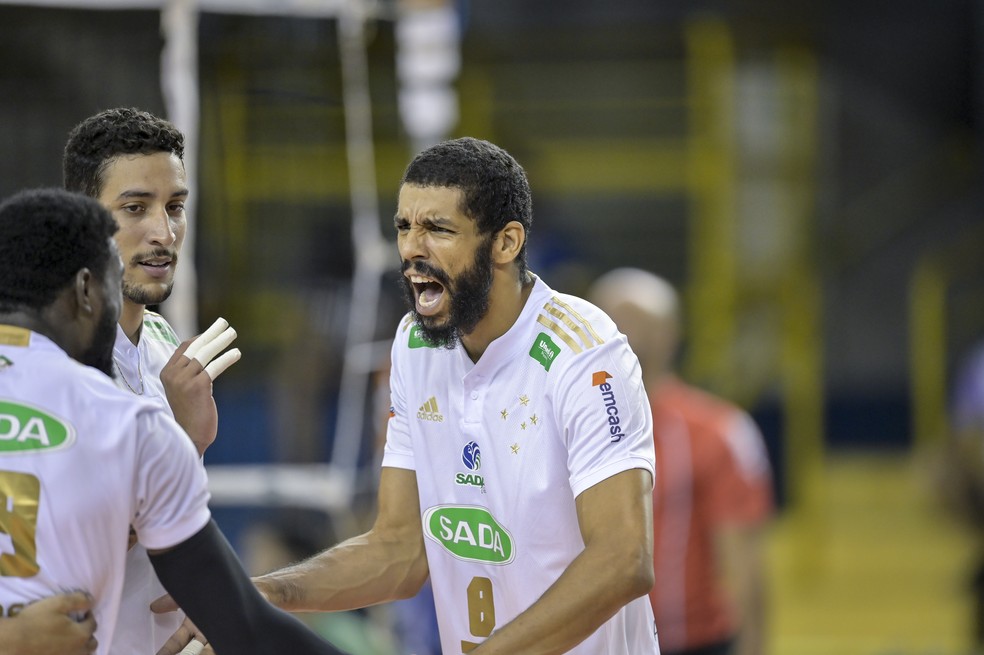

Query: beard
[
  {"left": 400, "top": 236, "right": 495, "bottom": 349},
  {"left": 122, "top": 278, "right": 174, "bottom": 306},
  {"left": 123, "top": 247, "right": 177, "bottom": 306},
  {"left": 80, "top": 302, "right": 119, "bottom": 376}
]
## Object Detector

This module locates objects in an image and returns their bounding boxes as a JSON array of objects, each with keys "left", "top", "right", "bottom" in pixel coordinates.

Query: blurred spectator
[
  {"left": 952, "top": 343, "right": 984, "bottom": 441},
  {"left": 939, "top": 341, "right": 984, "bottom": 650},
  {"left": 588, "top": 268, "right": 774, "bottom": 655}
]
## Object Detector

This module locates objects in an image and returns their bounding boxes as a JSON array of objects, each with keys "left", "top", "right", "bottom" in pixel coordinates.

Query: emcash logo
[
  {"left": 455, "top": 441, "right": 484, "bottom": 489},
  {"left": 529, "top": 332, "right": 559, "bottom": 371},
  {"left": 0, "top": 401, "right": 75, "bottom": 454},
  {"left": 592, "top": 371, "right": 624, "bottom": 443},
  {"left": 423, "top": 505, "right": 515, "bottom": 564},
  {"left": 417, "top": 397, "right": 444, "bottom": 422}
]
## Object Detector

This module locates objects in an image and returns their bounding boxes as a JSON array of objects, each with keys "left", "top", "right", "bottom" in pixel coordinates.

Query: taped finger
[
  {"left": 192, "top": 327, "right": 237, "bottom": 367},
  {"left": 203, "top": 348, "right": 241, "bottom": 380},
  {"left": 184, "top": 318, "right": 229, "bottom": 360},
  {"left": 179, "top": 639, "right": 205, "bottom": 655}
]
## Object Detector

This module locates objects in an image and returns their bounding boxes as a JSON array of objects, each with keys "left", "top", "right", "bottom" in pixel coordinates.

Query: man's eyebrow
[
  {"left": 392, "top": 214, "right": 456, "bottom": 227},
  {"left": 115, "top": 190, "right": 154, "bottom": 200},
  {"left": 114, "top": 188, "right": 190, "bottom": 201}
]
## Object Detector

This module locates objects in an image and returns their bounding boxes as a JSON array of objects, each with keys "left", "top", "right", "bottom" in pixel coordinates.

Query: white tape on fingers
[
  {"left": 179, "top": 639, "right": 205, "bottom": 655},
  {"left": 184, "top": 317, "right": 229, "bottom": 360},
  {"left": 204, "top": 348, "right": 241, "bottom": 380},
  {"left": 192, "top": 327, "right": 237, "bottom": 367}
]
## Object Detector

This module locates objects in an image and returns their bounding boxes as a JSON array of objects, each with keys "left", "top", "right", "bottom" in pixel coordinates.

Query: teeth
[{"left": 410, "top": 275, "right": 431, "bottom": 284}]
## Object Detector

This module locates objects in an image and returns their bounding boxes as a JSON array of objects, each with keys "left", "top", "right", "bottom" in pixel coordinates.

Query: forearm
[
  {"left": 150, "top": 520, "right": 346, "bottom": 655},
  {"left": 0, "top": 619, "right": 27, "bottom": 654},
  {"left": 719, "top": 524, "right": 768, "bottom": 655},
  {"left": 471, "top": 543, "right": 652, "bottom": 655},
  {"left": 254, "top": 528, "right": 429, "bottom": 612},
  {"left": 733, "top": 539, "right": 768, "bottom": 655}
]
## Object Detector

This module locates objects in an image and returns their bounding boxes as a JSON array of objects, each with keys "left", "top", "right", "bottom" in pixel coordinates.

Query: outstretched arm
[
  {"left": 149, "top": 520, "right": 347, "bottom": 655},
  {"left": 471, "top": 468, "right": 655, "bottom": 655},
  {"left": 254, "top": 467, "right": 429, "bottom": 611}
]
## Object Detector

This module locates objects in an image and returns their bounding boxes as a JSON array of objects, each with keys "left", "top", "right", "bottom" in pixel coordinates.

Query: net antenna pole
[
  {"left": 160, "top": 0, "right": 201, "bottom": 339},
  {"left": 330, "top": 0, "right": 392, "bottom": 502}
]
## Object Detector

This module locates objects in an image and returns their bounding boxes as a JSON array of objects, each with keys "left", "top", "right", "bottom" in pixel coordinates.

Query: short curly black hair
[
  {"left": 0, "top": 188, "right": 119, "bottom": 313},
  {"left": 401, "top": 137, "right": 533, "bottom": 281},
  {"left": 63, "top": 107, "right": 184, "bottom": 198}
]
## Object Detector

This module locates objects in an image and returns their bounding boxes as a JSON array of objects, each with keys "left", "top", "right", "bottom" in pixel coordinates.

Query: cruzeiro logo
[
  {"left": 592, "top": 371, "right": 624, "bottom": 443},
  {"left": 417, "top": 397, "right": 444, "bottom": 422},
  {"left": 0, "top": 400, "right": 76, "bottom": 454},
  {"left": 423, "top": 505, "right": 515, "bottom": 564},
  {"left": 456, "top": 441, "right": 484, "bottom": 490}
]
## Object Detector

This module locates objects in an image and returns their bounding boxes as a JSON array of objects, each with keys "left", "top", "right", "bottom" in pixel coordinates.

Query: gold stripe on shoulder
[
  {"left": 401, "top": 314, "right": 415, "bottom": 332},
  {"left": 536, "top": 314, "right": 583, "bottom": 354},
  {"left": 542, "top": 303, "right": 599, "bottom": 351},
  {"left": 550, "top": 297, "right": 604, "bottom": 346},
  {"left": 0, "top": 325, "right": 31, "bottom": 346}
]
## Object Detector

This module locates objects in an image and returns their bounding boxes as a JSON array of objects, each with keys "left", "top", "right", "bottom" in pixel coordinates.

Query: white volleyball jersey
[
  {"left": 0, "top": 327, "right": 210, "bottom": 655},
  {"left": 382, "top": 276, "right": 659, "bottom": 654},
  {"left": 110, "top": 311, "right": 188, "bottom": 655}
]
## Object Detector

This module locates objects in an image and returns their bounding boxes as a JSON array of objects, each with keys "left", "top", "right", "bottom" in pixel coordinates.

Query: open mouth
[
  {"left": 136, "top": 256, "right": 173, "bottom": 279},
  {"left": 410, "top": 274, "right": 446, "bottom": 316}
]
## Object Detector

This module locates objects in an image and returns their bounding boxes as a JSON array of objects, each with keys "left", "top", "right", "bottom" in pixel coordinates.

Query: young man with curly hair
[{"left": 64, "top": 107, "right": 238, "bottom": 655}]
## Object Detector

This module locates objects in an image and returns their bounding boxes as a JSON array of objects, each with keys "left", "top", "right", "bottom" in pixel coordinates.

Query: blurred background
[{"left": 1, "top": 0, "right": 982, "bottom": 652}]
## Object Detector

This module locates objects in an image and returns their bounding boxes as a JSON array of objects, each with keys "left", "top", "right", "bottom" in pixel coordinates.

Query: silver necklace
[{"left": 114, "top": 357, "right": 145, "bottom": 395}]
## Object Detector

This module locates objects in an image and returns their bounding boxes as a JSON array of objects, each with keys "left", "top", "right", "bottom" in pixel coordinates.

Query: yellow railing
[
  {"left": 909, "top": 224, "right": 984, "bottom": 448},
  {"left": 685, "top": 17, "right": 824, "bottom": 511}
]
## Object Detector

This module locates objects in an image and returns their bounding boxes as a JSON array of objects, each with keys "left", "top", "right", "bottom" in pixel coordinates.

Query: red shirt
[{"left": 648, "top": 377, "right": 773, "bottom": 651}]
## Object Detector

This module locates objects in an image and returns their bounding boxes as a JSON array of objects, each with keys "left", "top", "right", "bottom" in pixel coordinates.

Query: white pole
[
  {"left": 160, "top": 0, "right": 201, "bottom": 338},
  {"left": 330, "top": 0, "right": 392, "bottom": 497}
]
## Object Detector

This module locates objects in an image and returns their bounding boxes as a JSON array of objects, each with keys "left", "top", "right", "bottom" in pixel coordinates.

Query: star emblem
[
  {"left": 510, "top": 443, "right": 520, "bottom": 454},
  {"left": 501, "top": 408, "right": 508, "bottom": 420},
  {"left": 520, "top": 422, "right": 527, "bottom": 430},
  {"left": 530, "top": 414, "right": 538, "bottom": 426},
  {"left": 519, "top": 395, "right": 530, "bottom": 406}
]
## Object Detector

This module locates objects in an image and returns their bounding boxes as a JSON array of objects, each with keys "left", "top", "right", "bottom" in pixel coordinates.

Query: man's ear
[
  {"left": 493, "top": 220, "right": 526, "bottom": 265},
  {"left": 73, "top": 268, "right": 96, "bottom": 318}
]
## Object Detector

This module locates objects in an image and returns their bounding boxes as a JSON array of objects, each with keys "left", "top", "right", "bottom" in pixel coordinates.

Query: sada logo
[
  {"left": 456, "top": 441, "right": 485, "bottom": 489},
  {"left": 0, "top": 400, "right": 75, "bottom": 454},
  {"left": 423, "top": 505, "right": 515, "bottom": 564},
  {"left": 462, "top": 441, "right": 481, "bottom": 470}
]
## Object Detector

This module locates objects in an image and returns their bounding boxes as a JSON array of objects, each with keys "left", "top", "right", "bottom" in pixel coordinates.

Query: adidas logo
[{"left": 417, "top": 397, "right": 444, "bottom": 422}]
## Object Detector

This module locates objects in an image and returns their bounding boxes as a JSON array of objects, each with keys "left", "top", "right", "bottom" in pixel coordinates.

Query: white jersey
[
  {"left": 382, "top": 276, "right": 659, "bottom": 654},
  {"left": 0, "top": 326, "right": 210, "bottom": 655},
  {"left": 110, "top": 311, "right": 188, "bottom": 655}
]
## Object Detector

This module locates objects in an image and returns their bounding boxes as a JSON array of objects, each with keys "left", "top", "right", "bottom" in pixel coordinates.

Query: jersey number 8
[
  {"left": 0, "top": 470, "right": 41, "bottom": 577},
  {"left": 461, "top": 576, "right": 495, "bottom": 653}
]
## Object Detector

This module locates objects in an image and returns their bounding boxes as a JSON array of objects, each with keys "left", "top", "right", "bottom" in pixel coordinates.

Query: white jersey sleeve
[
  {"left": 382, "top": 323, "right": 415, "bottom": 471},
  {"left": 130, "top": 408, "right": 211, "bottom": 550},
  {"left": 552, "top": 332, "right": 656, "bottom": 498}
]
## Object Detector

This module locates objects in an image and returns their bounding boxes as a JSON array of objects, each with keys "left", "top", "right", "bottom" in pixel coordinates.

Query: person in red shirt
[{"left": 589, "top": 268, "right": 774, "bottom": 655}]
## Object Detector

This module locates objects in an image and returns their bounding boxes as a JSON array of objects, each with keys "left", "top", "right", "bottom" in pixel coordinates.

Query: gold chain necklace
[{"left": 114, "top": 357, "right": 145, "bottom": 395}]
